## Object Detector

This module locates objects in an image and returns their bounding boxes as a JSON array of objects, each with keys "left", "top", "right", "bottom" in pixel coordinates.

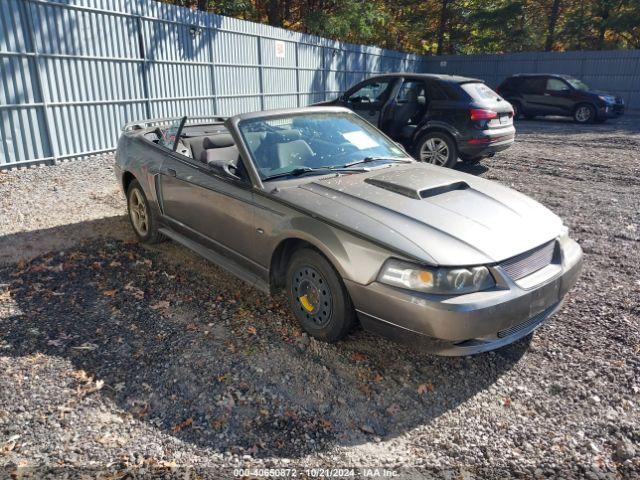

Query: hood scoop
[
  {"left": 365, "top": 173, "right": 470, "bottom": 200},
  {"left": 419, "top": 181, "right": 470, "bottom": 198}
]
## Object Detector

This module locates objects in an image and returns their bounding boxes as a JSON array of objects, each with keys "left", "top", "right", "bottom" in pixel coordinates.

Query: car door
[
  {"left": 157, "top": 148, "right": 258, "bottom": 273},
  {"left": 342, "top": 78, "right": 396, "bottom": 129},
  {"left": 543, "top": 77, "right": 575, "bottom": 115},
  {"left": 519, "top": 76, "right": 548, "bottom": 113}
]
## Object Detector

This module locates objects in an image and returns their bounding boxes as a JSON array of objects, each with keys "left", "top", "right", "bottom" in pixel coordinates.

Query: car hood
[{"left": 273, "top": 163, "right": 563, "bottom": 266}]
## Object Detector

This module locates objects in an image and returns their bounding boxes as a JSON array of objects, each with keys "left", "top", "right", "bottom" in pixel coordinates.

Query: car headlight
[
  {"left": 377, "top": 259, "right": 495, "bottom": 295},
  {"left": 598, "top": 95, "right": 615, "bottom": 104}
]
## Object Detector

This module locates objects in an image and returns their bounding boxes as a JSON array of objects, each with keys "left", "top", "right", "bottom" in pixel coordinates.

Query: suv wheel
[
  {"left": 127, "top": 180, "right": 162, "bottom": 244},
  {"left": 574, "top": 104, "right": 596, "bottom": 124},
  {"left": 285, "top": 248, "right": 356, "bottom": 343},
  {"left": 415, "top": 132, "right": 457, "bottom": 168},
  {"left": 510, "top": 100, "right": 522, "bottom": 119}
]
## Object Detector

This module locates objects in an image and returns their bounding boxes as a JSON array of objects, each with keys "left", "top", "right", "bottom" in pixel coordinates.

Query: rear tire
[
  {"left": 127, "top": 180, "right": 162, "bottom": 244},
  {"left": 574, "top": 103, "right": 596, "bottom": 124},
  {"left": 510, "top": 100, "right": 522, "bottom": 120},
  {"left": 414, "top": 131, "right": 458, "bottom": 168},
  {"left": 285, "top": 248, "right": 356, "bottom": 343}
]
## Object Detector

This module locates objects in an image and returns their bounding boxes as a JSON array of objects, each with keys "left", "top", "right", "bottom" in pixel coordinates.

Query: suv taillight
[{"left": 470, "top": 109, "right": 498, "bottom": 120}]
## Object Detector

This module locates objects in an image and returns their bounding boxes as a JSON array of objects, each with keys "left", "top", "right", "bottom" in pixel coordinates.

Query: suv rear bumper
[
  {"left": 345, "top": 237, "right": 583, "bottom": 356},
  {"left": 459, "top": 126, "right": 515, "bottom": 158}
]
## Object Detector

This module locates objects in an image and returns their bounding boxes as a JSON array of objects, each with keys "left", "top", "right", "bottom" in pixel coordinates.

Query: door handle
[{"left": 166, "top": 168, "right": 176, "bottom": 177}]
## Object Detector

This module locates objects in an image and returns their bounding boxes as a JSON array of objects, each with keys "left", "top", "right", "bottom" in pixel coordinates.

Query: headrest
[
  {"left": 203, "top": 134, "right": 235, "bottom": 149},
  {"left": 405, "top": 88, "right": 419, "bottom": 102},
  {"left": 201, "top": 145, "right": 239, "bottom": 165}
]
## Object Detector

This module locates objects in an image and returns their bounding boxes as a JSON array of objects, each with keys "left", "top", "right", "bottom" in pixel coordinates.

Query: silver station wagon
[{"left": 115, "top": 106, "right": 583, "bottom": 356}]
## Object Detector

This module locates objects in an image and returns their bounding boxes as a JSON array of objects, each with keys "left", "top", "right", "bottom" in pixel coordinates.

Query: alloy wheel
[
  {"left": 129, "top": 188, "right": 149, "bottom": 236},
  {"left": 420, "top": 137, "right": 450, "bottom": 165},
  {"left": 575, "top": 106, "right": 592, "bottom": 123}
]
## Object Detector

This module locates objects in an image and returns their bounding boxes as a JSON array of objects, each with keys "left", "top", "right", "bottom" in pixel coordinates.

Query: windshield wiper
[
  {"left": 263, "top": 156, "right": 412, "bottom": 181},
  {"left": 340, "top": 156, "right": 412, "bottom": 168},
  {"left": 263, "top": 167, "right": 333, "bottom": 181}
]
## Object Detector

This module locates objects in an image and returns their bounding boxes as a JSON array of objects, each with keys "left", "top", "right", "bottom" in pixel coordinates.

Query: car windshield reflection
[{"left": 238, "top": 112, "right": 409, "bottom": 180}]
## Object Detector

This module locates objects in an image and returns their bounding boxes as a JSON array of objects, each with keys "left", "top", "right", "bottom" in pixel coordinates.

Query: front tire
[
  {"left": 127, "top": 179, "right": 162, "bottom": 244},
  {"left": 574, "top": 104, "right": 596, "bottom": 124},
  {"left": 414, "top": 132, "right": 457, "bottom": 168},
  {"left": 285, "top": 248, "right": 356, "bottom": 343}
]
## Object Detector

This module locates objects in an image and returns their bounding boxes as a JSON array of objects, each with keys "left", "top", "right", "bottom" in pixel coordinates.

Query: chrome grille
[
  {"left": 500, "top": 241, "right": 555, "bottom": 281},
  {"left": 497, "top": 303, "right": 558, "bottom": 338}
]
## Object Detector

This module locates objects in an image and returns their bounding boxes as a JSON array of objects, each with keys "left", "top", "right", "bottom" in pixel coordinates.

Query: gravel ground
[{"left": 0, "top": 117, "right": 639, "bottom": 479}]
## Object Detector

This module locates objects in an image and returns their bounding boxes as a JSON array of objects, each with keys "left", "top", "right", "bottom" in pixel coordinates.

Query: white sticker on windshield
[{"left": 342, "top": 131, "right": 379, "bottom": 150}]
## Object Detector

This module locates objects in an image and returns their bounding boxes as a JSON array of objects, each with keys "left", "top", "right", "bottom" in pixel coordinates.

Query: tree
[
  {"left": 545, "top": 0, "right": 562, "bottom": 50},
  {"left": 158, "top": 0, "right": 640, "bottom": 54}
]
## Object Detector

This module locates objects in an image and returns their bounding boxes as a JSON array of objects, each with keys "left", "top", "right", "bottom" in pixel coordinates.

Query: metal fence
[
  {"left": 0, "top": 0, "right": 429, "bottom": 168},
  {"left": 1, "top": 0, "right": 639, "bottom": 169},
  {"left": 424, "top": 49, "right": 640, "bottom": 113}
]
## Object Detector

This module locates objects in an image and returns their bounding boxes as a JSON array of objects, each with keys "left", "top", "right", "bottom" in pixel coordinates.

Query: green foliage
[{"left": 165, "top": 0, "right": 640, "bottom": 53}]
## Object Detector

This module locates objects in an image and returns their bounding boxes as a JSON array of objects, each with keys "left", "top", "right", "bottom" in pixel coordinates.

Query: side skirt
[{"left": 158, "top": 227, "right": 270, "bottom": 294}]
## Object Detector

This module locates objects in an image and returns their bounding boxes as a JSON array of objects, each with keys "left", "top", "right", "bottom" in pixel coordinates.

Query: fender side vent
[{"left": 419, "top": 181, "right": 470, "bottom": 199}]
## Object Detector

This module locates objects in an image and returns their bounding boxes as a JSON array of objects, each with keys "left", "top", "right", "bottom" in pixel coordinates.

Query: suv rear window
[{"left": 461, "top": 82, "right": 501, "bottom": 101}]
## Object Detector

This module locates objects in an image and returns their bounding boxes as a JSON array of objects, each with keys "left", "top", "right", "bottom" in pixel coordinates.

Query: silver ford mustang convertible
[{"left": 115, "top": 106, "right": 582, "bottom": 355}]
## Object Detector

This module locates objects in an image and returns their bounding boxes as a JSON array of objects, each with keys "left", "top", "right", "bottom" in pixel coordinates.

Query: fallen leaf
[
  {"left": 102, "top": 290, "right": 117, "bottom": 297},
  {"left": 247, "top": 326, "right": 257, "bottom": 335},
  {"left": 150, "top": 300, "right": 170, "bottom": 310},
  {"left": 417, "top": 383, "right": 434, "bottom": 395},
  {"left": 320, "top": 419, "right": 332, "bottom": 429},
  {"left": 386, "top": 403, "right": 401, "bottom": 416},
  {"left": 172, "top": 417, "right": 193, "bottom": 433},
  {"left": 351, "top": 352, "right": 367, "bottom": 362},
  {"left": 211, "top": 418, "right": 226, "bottom": 430},
  {"left": 72, "top": 343, "right": 98, "bottom": 351}
]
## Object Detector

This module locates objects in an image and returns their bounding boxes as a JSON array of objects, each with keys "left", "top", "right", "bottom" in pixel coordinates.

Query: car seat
[{"left": 392, "top": 87, "right": 422, "bottom": 139}]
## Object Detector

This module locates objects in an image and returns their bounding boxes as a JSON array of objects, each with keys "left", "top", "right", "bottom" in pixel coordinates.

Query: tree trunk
[
  {"left": 197, "top": 0, "right": 208, "bottom": 11},
  {"left": 595, "top": 0, "right": 611, "bottom": 50},
  {"left": 544, "top": 0, "right": 561, "bottom": 51},
  {"left": 436, "top": 0, "right": 450, "bottom": 55},
  {"left": 267, "top": 0, "right": 284, "bottom": 27}
]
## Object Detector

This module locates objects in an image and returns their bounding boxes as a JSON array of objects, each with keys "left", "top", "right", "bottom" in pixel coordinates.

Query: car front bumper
[
  {"left": 599, "top": 103, "right": 625, "bottom": 118},
  {"left": 345, "top": 236, "right": 583, "bottom": 356}
]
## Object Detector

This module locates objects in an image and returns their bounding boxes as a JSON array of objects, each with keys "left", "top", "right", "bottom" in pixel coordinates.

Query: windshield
[
  {"left": 238, "top": 112, "right": 408, "bottom": 180},
  {"left": 565, "top": 77, "right": 590, "bottom": 91}
]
